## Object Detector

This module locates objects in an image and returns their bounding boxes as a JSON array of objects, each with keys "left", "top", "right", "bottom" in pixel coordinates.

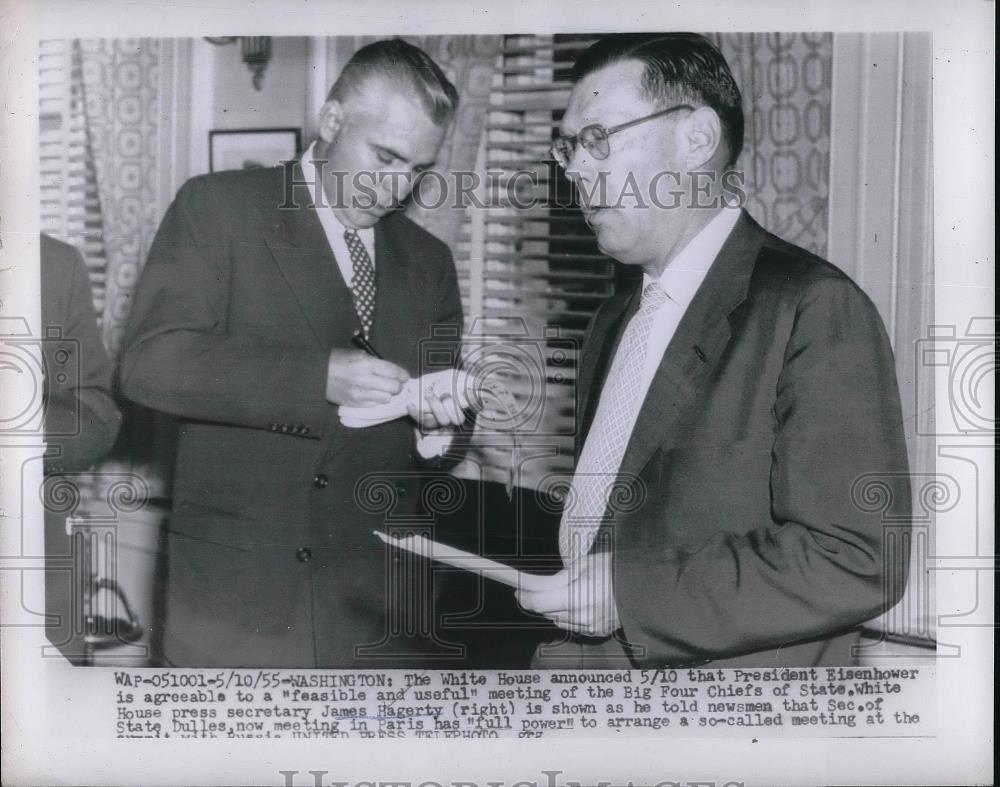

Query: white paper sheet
[{"left": 373, "top": 530, "right": 559, "bottom": 592}]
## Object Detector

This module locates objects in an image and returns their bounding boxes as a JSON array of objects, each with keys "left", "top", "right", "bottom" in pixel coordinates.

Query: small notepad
[{"left": 339, "top": 369, "right": 470, "bottom": 428}]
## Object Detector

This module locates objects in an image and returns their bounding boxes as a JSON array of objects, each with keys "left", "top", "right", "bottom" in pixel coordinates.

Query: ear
[
  {"left": 317, "top": 99, "right": 345, "bottom": 143},
  {"left": 682, "top": 107, "right": 722, "bottom": 170}
]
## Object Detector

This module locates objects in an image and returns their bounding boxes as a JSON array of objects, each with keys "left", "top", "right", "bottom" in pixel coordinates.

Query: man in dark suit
[
  {"left": 41, "top": 233, "right": 122, "bottom": 660},
  {"left": 120, "top": 39, "right": 466, "bottom": 667},
  {"left": 41, "top": 234, "right": 121, "bottom": 474},
  {"left": 517, "top": 34, "right": 911, "bottom": 667}
]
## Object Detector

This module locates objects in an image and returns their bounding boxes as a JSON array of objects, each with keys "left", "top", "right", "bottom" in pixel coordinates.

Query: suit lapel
[
  {"left": 369, "top": 213, "right": 418, "bottom": 360},
  {"left": 264, "top": 161, "right": 357, "bottom": 348},
  {"left": 616, "top": 211, "right": 767, "bottom": 481}
]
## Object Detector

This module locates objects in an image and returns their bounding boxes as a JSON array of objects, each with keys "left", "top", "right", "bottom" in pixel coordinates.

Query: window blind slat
[
  {"left": 38, "top": 37, "right": 108, "bottom": 321},
  {"left": 457, "top": 34, "right": 614, "bottom": 489}
]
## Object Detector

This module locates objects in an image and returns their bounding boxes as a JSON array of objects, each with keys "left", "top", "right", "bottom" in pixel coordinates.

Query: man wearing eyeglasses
[{"left": 517, "top": 34, "right": 911, "bottom": 668}]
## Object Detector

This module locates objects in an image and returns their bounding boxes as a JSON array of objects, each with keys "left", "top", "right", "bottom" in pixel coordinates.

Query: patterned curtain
[
  {"left": 402, "top": 36, "right": 500, "bottom": 250},
  {"left": 76, "top": 38, "right": 172, "bottom": 501},
  {"left": 713, "top": 33, "right": 832, "bottom": 256},
  {"left": 77, "top": 38, "right": 161, "bottom": 354}
]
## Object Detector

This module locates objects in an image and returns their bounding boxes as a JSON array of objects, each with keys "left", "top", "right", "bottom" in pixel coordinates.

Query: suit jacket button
[
  {"left": 313, "top": 473, "right": 329, "bottom": 489},
  {"left": 296, "top": 547, "right": 312, "bottom": 563}
]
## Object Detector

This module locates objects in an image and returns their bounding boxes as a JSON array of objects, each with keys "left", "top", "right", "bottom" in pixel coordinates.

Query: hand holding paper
[
  {"left": 340, "top": 369, "right": 470, "bottom": 428},
  {"left": 514, "top": 551, "right": 621, "bottom": 637},
  {"left": 344, "top": 367, "right": 522, "bottom": 499}
]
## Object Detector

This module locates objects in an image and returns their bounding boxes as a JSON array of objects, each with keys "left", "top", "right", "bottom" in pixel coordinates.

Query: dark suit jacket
[
  {"left": 119, "top": 163, "right": 464, "bottom": 668},
  {"left": 41, "top": 234, "right": 120, "bottom": 474},
  {"left": 41, "top": 233, "right": 122, "bottom": 660},
  {"left": 540, "top": 211, "right": 911, "bottom": 668}
]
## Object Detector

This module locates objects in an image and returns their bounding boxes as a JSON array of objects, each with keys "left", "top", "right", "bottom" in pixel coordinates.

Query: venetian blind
[
  {"left": 38, "top": 39, "right": 107, "bottom": 318},
  {"left": 453, "top": 34, "right": 616, "bottom": 493}
]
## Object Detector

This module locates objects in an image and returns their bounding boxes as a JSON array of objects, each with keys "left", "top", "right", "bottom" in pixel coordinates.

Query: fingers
[
  {"left": 408, "top": 387, "right": 466, "bottom": 429},
  {"left": 542, "top": 603, "right": 615, "bottom": 636},
  {"left": 366, "top": 357, "right": 410, "bottom": 385},
  {"left": 515, "top": 572, "right": 571, "bottom": 615},
  {"left": 424, "top": 390, "right": 451, "bottom": 427},
  {"left": 516, "top": 562, "right": 617, "bottom": 636},
  {"left": 359, "top": 358, "right": 408, "bottom": 394},
  {"left": 519, "top": 599, "right": 606, "bottom": 636},
  {"left": 326, "top": 349, "right": 410, "bottom": 407},
  {"left": 406, "top": 401, "right": 443, "bottom": 431},
  {"left": 345, "top": 355, "right": 409, "bottom": 404},
  {"left": 551, "top": 618, "right": 602, "bottom": 636},
  {"left": 353, "top": 389, "right": 393, "bottom": 406}
]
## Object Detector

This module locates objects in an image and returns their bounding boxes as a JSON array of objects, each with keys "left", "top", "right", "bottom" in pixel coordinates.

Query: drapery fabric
[
  {"left": 401, "top": 36, "right": 500, "bottom": 251},
  {"left": 713, "top": 32, "right": 832, "bottom": 257},
  {"left": 77, "top": 38, "right": 161, "bottom": 355}
]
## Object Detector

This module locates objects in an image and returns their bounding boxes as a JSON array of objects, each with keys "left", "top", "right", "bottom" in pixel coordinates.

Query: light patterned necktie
[
  {"left": 558, "top": 281, "right": 670, "bottom": 565},
  {"left": 344, "top": 229, "right": 376, "bottom": 338}
]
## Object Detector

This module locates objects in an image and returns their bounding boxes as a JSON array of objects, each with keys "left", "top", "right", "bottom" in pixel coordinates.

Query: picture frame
[{"left": 208, "top": 127, "right": 301, "bottom": 172}]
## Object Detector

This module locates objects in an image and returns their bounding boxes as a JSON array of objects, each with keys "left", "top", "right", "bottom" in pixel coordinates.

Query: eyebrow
[
  {"left": 374, "top": 144, "right": 435, "bottom": 172},
  {"left": 375, "top": 143, "right": 405, "bottom": 161}
]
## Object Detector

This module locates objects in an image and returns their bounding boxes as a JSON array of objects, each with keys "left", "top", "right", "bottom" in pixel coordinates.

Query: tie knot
[{"left": 639, "top": 281, "right": 669, "bottom": 312}]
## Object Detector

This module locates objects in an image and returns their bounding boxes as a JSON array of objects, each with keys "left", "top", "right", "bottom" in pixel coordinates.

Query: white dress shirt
[
  {"left": 605, "top": 206, "right": 741, "bottom": 431},
  {"left": 299, "top": 142, "right": 453, "bottom": 458},
  {"left": 300, "top": 141, "right": 376, "bottom": 284}
]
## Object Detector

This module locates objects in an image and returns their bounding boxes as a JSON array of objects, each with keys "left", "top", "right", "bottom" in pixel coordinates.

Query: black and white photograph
[
  {"left": 0, "top": 1, "right": 993, "bottom": 785},
  {"left": 209, "top": 127, "right": 302, "bottom": 173}
]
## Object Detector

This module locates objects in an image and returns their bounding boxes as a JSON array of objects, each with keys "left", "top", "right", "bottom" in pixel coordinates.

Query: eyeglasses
[{"left": 549, "top": 104, "right": 695, "bottom": 169}]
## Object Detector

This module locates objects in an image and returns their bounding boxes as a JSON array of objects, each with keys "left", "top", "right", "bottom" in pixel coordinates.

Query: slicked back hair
[
  {"left": 327, "top": 38, "right": 459, "bottom": 126},
  {"left": 572, "top": 33, "right": 744, "bottom": 169}
]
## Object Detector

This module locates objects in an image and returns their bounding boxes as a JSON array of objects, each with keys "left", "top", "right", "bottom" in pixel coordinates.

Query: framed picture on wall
[{"left": 209, "top": 127, "right": 301, "bottom": 172}]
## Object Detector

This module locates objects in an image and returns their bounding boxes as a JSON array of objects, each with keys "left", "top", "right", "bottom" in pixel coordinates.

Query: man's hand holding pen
[
  {"left": 325, "top": 332, "right": 465, "bottom": 430},
  {"left": 325, "top": 347, "right": 409, "bottom": 407}
]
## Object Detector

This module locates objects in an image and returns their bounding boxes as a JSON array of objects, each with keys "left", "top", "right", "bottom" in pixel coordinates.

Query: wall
[
  {"left": 182, "top": 36, "right": 310, "bottom": 180},
  {"left": 211, "top": 37, "right": 309, "bottom": 131},
  {"left": 827, "top": 32, "right": 935, "bottom": 652}
]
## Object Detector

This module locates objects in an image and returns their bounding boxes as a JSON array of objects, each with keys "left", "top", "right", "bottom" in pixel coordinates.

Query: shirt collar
[
  {"left": 300, "top": 140, "right": 375, "bottom": 241},
  {"left": 643, "top": 206, "right": 741, "bottom": 309}
]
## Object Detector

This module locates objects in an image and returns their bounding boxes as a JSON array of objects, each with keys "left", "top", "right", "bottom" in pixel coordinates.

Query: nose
[
  {"left": 564, "top": 142, "right": 597, "bottom": 188},
  {"left": 376, "top": 172, "right": 403, "bottom": 208},
  {"left": 564, "top": 147, "right": 600, "bottom": 206}
]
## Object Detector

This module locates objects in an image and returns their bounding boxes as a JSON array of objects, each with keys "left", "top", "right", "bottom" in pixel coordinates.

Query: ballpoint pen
[{"left": 350, "top": 329, "right": 383, "bottom": 359}]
